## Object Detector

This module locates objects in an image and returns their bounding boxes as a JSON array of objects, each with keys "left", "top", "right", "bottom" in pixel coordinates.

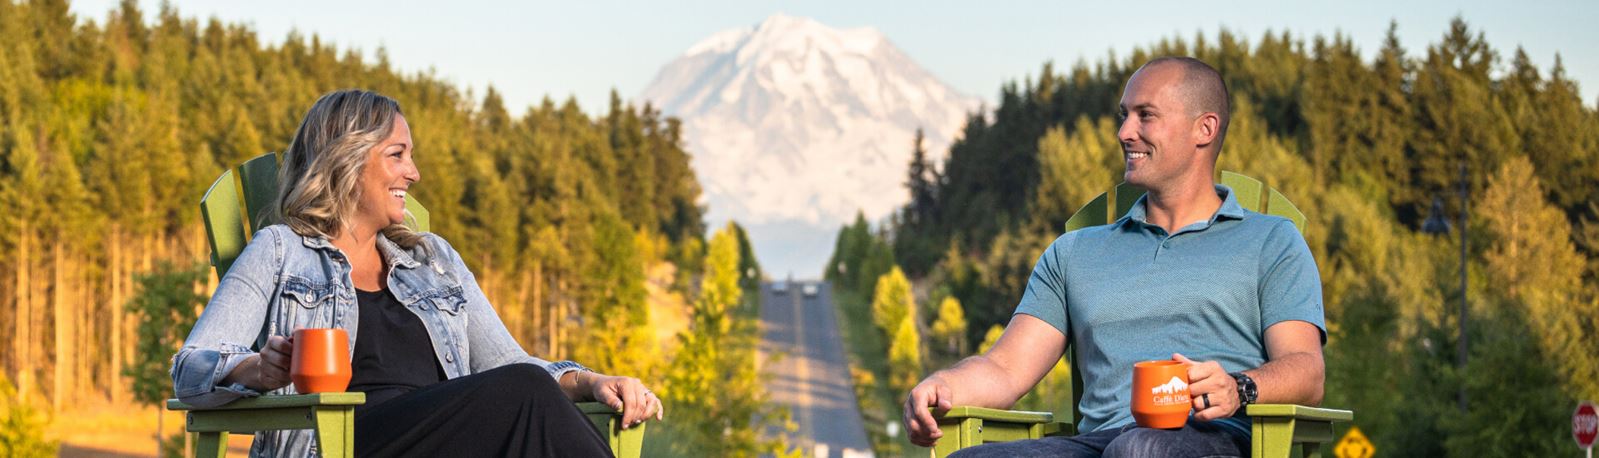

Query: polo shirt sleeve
[
  {"left": 1259, "top": 219, "right": 1327, "bottom": 343},
  {"left": 1014, "top": 233, "right": 1071, "bottom": 338}
]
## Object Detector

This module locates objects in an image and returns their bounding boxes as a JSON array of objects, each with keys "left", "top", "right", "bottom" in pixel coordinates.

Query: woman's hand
[
  {"left": 222, "top": 335, "right": 294, "bottom": 392},
  {"left": 587, "top": 374, "right": 663, "bottom": 429}
]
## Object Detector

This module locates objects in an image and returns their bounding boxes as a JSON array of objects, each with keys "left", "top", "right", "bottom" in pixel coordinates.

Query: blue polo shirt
[{"left": 1014, "top": 185, "right": 1325, "bottom": 434}]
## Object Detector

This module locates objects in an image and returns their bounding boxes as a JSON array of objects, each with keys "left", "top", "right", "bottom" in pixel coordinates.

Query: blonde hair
[{"left": 277, "top": 89, "right": 425, "bottom": 249}]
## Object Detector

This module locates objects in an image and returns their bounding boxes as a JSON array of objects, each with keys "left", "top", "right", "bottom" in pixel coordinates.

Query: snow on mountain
[{"left": 639, "top": 14, "right": 981, "bottom": 277}]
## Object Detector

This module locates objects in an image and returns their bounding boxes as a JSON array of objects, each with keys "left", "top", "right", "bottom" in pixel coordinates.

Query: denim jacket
[{"left": 171, "top": 225, "right": 585, "bottom": 457}]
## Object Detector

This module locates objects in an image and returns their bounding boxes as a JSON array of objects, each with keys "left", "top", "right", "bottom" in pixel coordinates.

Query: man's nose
[{"left": 1117, "top": 118, "right": 1138, "bottom": 145}]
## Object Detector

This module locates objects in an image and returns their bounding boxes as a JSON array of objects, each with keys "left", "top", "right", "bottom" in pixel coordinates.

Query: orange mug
[
  {"left": 1131, "top": 360, "right": 1191, "bottom": 429},
  {"left": 291, "top": 328, "right": 351, "bottom": 394}
]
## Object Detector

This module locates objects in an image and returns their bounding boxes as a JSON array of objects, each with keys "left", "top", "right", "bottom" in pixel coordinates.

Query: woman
[{"left": 172, "top": 89, "right": 661, "bottom": 457}]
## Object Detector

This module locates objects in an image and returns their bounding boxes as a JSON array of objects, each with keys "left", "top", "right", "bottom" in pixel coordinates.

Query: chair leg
[
  {"left": 312, "top": 407, "right": 357, "bottom": 458},
  {"left": 194, "top": 431, "right": 229, "bottom": 458}
]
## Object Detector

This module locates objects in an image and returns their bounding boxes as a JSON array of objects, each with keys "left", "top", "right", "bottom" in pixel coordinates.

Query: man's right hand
[{"left": 903, "top": 375, "right": 955, "bottom": 447}]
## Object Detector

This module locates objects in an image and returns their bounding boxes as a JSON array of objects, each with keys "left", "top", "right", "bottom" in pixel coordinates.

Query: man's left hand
[{"left": 1173, "top": 353, "right": 1240, "bottom": 421}]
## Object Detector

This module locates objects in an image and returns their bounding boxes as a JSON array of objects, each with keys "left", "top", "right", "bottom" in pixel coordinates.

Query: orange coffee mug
[
  {"left": 290, "top": 328, "right": 351, "bottom": 394},
  {"left": 1131, "top": 360, "right": 1191, "bottom": 429}
]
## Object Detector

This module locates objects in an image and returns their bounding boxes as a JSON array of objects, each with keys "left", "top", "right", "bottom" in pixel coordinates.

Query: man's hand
[
  {"left": 587, "top": 374, "right": 663, "bottom": 429},
  {"left": 903, "top": 376, "right": 955, "bottom": 447},
  {"left": 1173, "top": 353, "right": 1239, "bottom": 421}
]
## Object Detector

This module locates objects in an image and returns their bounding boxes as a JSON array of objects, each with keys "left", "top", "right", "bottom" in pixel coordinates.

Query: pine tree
[{"left": 1478, "top": 156, "right": 1596, "bottom": 400}]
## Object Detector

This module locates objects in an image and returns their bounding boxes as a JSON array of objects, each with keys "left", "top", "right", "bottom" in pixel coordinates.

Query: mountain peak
[{"left": 640, "top": 15, "right": 981, "bottom": 276}]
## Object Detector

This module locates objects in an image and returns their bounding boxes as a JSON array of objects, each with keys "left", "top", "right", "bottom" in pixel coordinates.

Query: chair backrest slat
[
  {"left": 200, "top": 169, "right": 247, "bottom": 278},
  {"left": 239, "top": 153, "right": 282, "bottom": 233},
  {"left": 1266, "top": 188, "right": 1306, "bottom": 233},
  {"left": 1219, "top": 171, "right": 1264, "bottom": 213}
]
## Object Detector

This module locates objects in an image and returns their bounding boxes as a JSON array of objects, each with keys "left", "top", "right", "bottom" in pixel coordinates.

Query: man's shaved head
[{"left": 1137, "top": 57, "right": 1231, "bottom": 153}]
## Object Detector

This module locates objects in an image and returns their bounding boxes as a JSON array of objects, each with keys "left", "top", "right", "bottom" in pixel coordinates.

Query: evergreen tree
[{"left": 1478, "top": 156, "right": 1596, "bottom": 399}]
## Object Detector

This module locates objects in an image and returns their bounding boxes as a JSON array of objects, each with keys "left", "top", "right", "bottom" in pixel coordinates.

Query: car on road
[
  {"left": 772, "top": 281, "right": 789, "bottom": 293},
  {"left": 801, "top": 283, "right": 819, "bottom": 297}
]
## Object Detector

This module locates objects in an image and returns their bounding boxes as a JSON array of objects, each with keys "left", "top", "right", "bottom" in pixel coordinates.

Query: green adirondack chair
[
  {"left": 167, "top": 152, "right": 646, "bottom": 458},
  {"left": 932, "top": 171, "right": 1352, "bottom": 458}
]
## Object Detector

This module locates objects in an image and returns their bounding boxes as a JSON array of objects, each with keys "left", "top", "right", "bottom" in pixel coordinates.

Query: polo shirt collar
[{"left": 1119, "top": 184, "right": 1248, "bottom": 230}]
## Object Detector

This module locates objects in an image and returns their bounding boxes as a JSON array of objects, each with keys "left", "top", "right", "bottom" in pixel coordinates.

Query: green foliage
[
  {"left": 0, "top": 0, "right": 708, "bottom": 408},
  {"left": 887, "top": 317, "right": 923, "bottom": 398},
  {"left": 870, "top": 267, "right": 914, "bottom": 338},
  {"left": 850, "top": 17, "right": 1599, "bottom": 458},
  {"left": 824, "top": 212, "right": 895, "bottom": 295},
  {"left": 1030, "top": 118, "right": 1119, "bottom": 231},
  {"left": 571, "top": 212, "right": 654, "bottom": 380},
  {"left": 657, "top": 224, "right": 791, "bottom": 457},
  {"left": 1478, "top": 156, "right": 1597, "bottom": 400},
  {"left": 0, "top": 375, "right": 57, "bottom": 457},
  {"left": 928, "top": 296, "right": 968, "bottom": 362},
  {"left": 125, "top": 261, "right": 208, "bottom": 406},
  {"left": 871, "top": 268, "right": 922, "bottom": 396}
]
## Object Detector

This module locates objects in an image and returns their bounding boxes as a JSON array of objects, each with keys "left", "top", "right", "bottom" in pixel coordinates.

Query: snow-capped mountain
[{"left": 640, "top": 14, "right": 981, "bottom": 277}]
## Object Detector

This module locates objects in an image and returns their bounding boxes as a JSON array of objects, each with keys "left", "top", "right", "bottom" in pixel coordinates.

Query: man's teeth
[
  {"left": 1127, "top": 152, "right": 1149, "bottom": 160},
  {"left": 390, "top": 190, "right": 406, "bottom": 198}
]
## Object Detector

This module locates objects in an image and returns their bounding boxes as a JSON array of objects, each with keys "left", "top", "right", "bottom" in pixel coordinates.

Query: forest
[
  {"left": 0, "top": 1, "right": 790, "bottom": 456},
  {"left": 830, "top": 18, "right": 1599, "bottom": 457}
]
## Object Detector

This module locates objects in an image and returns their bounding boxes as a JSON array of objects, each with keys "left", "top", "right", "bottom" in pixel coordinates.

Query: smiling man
[{"left": 901, "top": 57, "right": 1327, "bottom": 457}]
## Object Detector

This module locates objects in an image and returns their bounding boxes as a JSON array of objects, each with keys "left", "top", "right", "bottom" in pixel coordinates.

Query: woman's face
[{"left": 356, "top": 114, "right": 420, "bottom": 231}]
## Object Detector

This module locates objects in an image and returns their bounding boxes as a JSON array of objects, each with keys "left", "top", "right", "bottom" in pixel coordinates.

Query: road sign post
[{"left": 1575, "top": 401, "right": 1597, "bottom": 457}]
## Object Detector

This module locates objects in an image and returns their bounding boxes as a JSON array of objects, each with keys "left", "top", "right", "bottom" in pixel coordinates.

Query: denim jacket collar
[{"left": 295, "top": 229, "right": 424, "bottom": 270}]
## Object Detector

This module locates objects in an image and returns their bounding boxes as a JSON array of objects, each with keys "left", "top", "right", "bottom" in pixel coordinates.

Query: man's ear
[{"left": 1192, "top": 112, "right": 1221, "bottom": 149}]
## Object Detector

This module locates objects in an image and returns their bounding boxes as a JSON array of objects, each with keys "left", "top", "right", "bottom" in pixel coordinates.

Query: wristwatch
[{"left": 1230, "top": 371, "right": 1257, "bottom": 413}]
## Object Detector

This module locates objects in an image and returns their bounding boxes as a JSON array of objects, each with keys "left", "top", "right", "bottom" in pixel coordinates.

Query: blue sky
[{"left": 70, "top": 1, "right": 1599, "bottom": 115}]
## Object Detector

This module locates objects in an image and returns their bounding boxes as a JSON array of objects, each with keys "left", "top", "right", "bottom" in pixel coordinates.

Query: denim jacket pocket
[
  {"left": 280, "top": 275, "right": 337, "bottom": 328},
  {"left": 425, "top": 288, "right": 467, "bottom": 316}
]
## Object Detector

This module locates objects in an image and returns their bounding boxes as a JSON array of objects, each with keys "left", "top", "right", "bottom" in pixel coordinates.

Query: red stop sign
[{"left": 1576, "top": 402, "right": 1598, "bottom": 449}]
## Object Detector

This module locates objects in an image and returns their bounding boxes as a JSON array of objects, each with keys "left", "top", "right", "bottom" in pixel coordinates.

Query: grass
[{"left": 830, "top": 287, "right": 926, "bottom": 457}]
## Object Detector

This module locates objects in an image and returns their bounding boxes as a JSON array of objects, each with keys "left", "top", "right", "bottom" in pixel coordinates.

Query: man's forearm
[
  {"left": 1243, "top": 351, "right": 1323, "bottom": 406},
  {"left": 936, "top": 354, "right": 1033, "bottom": 409}
]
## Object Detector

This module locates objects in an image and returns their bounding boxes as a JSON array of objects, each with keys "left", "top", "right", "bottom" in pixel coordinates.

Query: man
[{"left": 902, "top": 57, "right": 1326, "bottom": 457}]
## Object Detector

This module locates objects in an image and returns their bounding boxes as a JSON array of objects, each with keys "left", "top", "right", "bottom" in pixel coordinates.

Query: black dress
[{"left": 349, "top": 288, "right": 613, "bottom": 457}]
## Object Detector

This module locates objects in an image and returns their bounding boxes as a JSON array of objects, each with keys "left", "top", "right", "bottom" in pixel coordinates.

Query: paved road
[{"left": 758, "top": 281, "right": 873, "bottom": 458}]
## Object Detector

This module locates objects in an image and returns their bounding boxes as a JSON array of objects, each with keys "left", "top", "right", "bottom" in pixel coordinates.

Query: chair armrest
[
  {"left": 1244, "top": 404, "right": 1352, "bottom": 422},
  {"left": 931, "top": 407, "right": 1074, "bottom": 457},
  {"left": 166, "top": 392, "right": 366, "bottom": 411},
  {"left": 1246, "top": 404, "right": 1352, "bottom": 458},
  {"left": 938, "top": 406, "right": 1054, "bottom": 424},
  {"left": 577, "top": 402, "right": 647, "bottom": 458}
]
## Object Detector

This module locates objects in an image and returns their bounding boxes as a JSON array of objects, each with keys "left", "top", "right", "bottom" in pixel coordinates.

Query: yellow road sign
[{"left": 1335, "top": 426, "right": 1374, "bottom": 458}]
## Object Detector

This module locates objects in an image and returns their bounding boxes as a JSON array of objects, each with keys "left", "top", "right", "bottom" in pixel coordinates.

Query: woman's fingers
[
  {"left": 257, "top": 336, "right": 295, "bottom": 389},
  {"left": 621, "top": 379, "right": 647, "bottom": 427}
]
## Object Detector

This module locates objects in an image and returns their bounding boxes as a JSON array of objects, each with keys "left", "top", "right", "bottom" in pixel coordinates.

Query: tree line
[
  {"left": 834, "top": 18, "right": 1598, "bottom": 457},
  {"left": 0, "top": 1, "right": 796, "bottom": 455}
]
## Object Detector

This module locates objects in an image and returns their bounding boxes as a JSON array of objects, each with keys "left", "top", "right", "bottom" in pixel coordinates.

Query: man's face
[{"left": 1117, "top": 64, "right": 1199, "bottom": 188}]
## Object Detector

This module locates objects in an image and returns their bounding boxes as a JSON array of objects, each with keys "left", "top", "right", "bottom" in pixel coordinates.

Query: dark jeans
[
  {"left": 353, "top": 363, "right": 614, "bottom": 457},
  {"left": 949, "top": 420, "right": 1250, "bottom": 458}
]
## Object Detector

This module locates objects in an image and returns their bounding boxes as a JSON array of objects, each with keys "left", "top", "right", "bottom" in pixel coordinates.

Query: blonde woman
[{"left": 172, "top": 89, "right": 661, "bottom": 457}]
